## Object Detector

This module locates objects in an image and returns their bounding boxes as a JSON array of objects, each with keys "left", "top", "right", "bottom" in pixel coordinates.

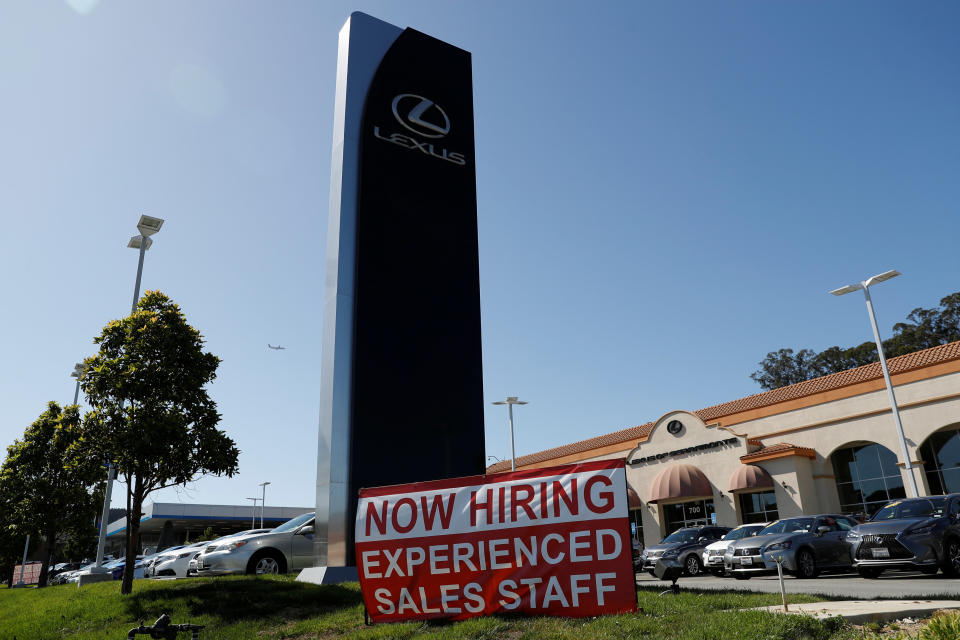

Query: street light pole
[
  {"left": 492, "top": 397, "right": 527, "bottom": 471},
  {"left": 246, "top": 497, "right": 260, "bottom": 529},
  {"left": 71, "top": 363, "right": 84, "bottom": 406},
  {"left": 259, "top": 482, "right": 271, "bottom": 528},
  {"left": 830, "top": 269, "right": 919, "bottom": 497},
  {"left": 127, "top": 215, "right": 164, "bottom": 313},
  {"left": 91, "top": 215, "right": 166, "bottom": 574}
]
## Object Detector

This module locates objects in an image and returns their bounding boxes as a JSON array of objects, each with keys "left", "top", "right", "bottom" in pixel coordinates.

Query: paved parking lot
[{"left": 636, "top": 570, "right": 960, "bottom": 599}]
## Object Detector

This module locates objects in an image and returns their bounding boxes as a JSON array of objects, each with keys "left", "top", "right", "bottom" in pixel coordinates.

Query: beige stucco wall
[{"left": 574, "top": 370, "right": 960, "bottom": 548}]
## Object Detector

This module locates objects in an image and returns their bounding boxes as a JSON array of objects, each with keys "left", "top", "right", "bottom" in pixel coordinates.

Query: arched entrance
[
  {"left": 830, "top": 441, "right": 905, "bottom": 517},
  {"left": 918, "top": 423, "right": 960, "bottom": 495}
]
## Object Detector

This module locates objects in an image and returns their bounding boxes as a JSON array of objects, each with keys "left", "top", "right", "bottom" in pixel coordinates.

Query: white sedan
[{"left": 151, "top": 544, "right": 207, "bottom": 578}]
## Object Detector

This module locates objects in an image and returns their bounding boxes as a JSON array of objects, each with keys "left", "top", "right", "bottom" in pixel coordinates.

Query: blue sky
[{"left": 1, "top": 1, "right": 958, "bottom": 513}]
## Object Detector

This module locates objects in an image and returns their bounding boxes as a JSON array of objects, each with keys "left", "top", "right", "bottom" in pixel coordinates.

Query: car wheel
[
  {"left": 247, "top": 550, "right": 286, "bottom": 575},
  {"left": 684, "top": 555, "right": 702, "bottom": 576},
  {"left": 857, "top": 567, "right": 884, "bottom": 579},
  {"left": 796, "top": 549, "right": 818, "bottom": 579},
  {"left": 733, "top": 573, "right": 751, "bottom": 580},
  {"left": 942, "top": 539, "right": 960, "bottom": 577}
]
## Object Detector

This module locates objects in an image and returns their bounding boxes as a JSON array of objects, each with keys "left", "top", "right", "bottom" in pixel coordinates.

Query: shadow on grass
[{"left": 124, "top": 577, "right": 364, "bottom": 625}]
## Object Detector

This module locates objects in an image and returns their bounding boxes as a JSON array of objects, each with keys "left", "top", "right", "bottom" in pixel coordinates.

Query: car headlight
[
  {"left": 765, "top": 541, "right": 792, "bottom": 551},
  {"left": 662, "top": 549, "right": 679, "bottom": 558},
  {"left": 906, "top": 523, "right": 937, "bottom": 536},
  {"left": 223, "top": 540, "right": 248, "bottom": 551},
  {"left": 846, "top": 529, "right": 860, "bottom": 539},
  {"left": 177, "top": 552, "right": 192, "bottom": 559}
]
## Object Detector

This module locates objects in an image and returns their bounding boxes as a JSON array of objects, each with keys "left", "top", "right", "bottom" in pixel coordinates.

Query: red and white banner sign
[{"left": 355, "top": 459, "right": 637, "bottom": 622}]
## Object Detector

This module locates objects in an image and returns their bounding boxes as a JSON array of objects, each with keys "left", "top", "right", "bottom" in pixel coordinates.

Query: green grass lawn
[{"left": 0, "top": 577, "right": 859, "bottom": 640}]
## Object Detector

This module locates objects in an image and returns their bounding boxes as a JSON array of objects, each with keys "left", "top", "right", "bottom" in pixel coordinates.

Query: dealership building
[
  {"left": 486, "top": 341, "right": 960, "bottom": 549},
  {"left": 104, "top": 503, "right": 312, "bottom": 554}
]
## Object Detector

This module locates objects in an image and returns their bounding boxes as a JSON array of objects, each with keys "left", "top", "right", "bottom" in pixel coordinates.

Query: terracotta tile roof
[
  {"left": 696, "top": 341, "right": 960, "bottom": 422},
  {"left": 485, "top": 341, "right": 960, "bottom": 472},
  {"left": 740, "top": 442, "right": 816, "bottom": 462},
  {"left": 485, "top": 422, "right": 653, "bottom": 473}
]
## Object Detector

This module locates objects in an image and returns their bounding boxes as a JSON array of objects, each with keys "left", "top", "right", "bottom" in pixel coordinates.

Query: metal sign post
[{"left": 773, "top": 555, "right": 788, "bottom": 612}]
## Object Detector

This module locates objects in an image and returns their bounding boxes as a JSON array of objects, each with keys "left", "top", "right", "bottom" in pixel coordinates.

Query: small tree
[
  {"left": 749, "top": 348, "right": 818, "bottom": 390},
  {"left": 82, "top": 291, "right": 239, "bottom": 594},
  {"left": 0, "top": 402, "right": 103, "bottom": 586}
]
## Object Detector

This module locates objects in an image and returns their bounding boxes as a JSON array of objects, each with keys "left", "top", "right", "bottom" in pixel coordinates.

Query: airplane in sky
[{"left": 267, "top": 344, "right": 286, "bottom": 350}]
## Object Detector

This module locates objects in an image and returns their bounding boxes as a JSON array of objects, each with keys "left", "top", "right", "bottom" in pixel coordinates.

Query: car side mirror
[
  {"left": 698, "top": 537, "right": 708, "bottom": 543},
  {"left": 298, "top": 525, "right": 315, "bottom": 536},
  {"left": 816, "top": 526, "right": 830, "bottom": 535}
]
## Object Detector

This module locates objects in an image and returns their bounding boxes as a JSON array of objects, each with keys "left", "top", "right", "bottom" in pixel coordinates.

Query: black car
[
  {"left": 641, "top": 525, "right": 731, "bottom": 576},
  {"left": 848, "top": 494, "right": 960, "bottom": 578}
]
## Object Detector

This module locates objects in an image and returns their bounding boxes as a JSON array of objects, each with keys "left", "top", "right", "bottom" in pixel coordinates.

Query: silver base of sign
[{"left": 296, "top": 565, "right": 359, "bottom": 585}]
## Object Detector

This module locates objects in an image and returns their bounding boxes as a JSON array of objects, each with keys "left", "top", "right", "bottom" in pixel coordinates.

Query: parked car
[
  {"left": 641, "top": 526, "right": 731, "bottom": 576},
  {"left": 196, "top": 512, "right": 315, "bottom": 576},
  {"left": 188, "top": 530, "right": 274, "bottom": 576},
  {"left": 151, "top": 544, "right": 206, "bottom": 578},
  {"left": 724, "top": 514, "right": 859, "bottom": 579},
  {"left": 631, "top": 537, "right": 644, "bottom": 570},
  {"left": 848, "top": 495, "right": 960, "bottom": 578},
  {"left": 701, "top": 523, "right": 767, "bottom": 576}
]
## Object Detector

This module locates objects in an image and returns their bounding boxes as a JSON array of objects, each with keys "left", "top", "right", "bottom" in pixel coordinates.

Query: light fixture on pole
[
  {"left": 492, "top": 397, "right": 527, "bottom": 471},
  {"left": 70, "top": 363, "right": 84, "bottom": 406},
  {"left": 246, "top": 497, "right": 260, "bottom": 529},
  {"left": 830, "top": 269, "right": 918, "bottom": 497},
  {"left": 259, "top": 481, "right": 271, "bottom": 528},
  {"left": 127, "top": 214, "right": 164, "bottom": 313}
]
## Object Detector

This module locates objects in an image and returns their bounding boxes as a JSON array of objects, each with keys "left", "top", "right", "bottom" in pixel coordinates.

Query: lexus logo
[{"left": 391, "top": 94, "right": 450, "bottom": 138}]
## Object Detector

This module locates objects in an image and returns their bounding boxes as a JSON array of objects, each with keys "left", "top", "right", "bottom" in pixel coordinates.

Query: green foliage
[
  {"left": 81, "top": 291, "right": 239, "bottom": 593},
  {"left": 197, "top": 527, "right": 218, "bottom": 542},
  {"left": 752, "top": 291, "right": 960, "bottom": 390},
  {"left": 918, "top": 610, "right": 960, "bottom": 640},
  {"left": 0, "top": 402, "right": 104, "bottom": 586},
  {"left": 0, "top": 578, "right": 848, "bottom": 640}
]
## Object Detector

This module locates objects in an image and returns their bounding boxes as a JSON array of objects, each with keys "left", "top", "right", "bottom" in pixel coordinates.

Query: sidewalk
[{"left": 753, "top": 600, "right": 960, "bottom": 624}]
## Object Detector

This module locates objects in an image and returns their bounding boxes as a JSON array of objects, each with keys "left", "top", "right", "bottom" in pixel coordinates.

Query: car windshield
[
  {"left": 662, "top": 529, "right": 699, "bottom": 544},
  {"left": 272, "top": 512, "right": 314, "bottom": 534},
  {"left": 759, "top": 518, "right": 814, "bottom": 535},
  {"left": 722, "top": 525, "right": 762, "bottom": 541},
  {"left": 871, "top": 498, "right": 946, "bottom": 521}
]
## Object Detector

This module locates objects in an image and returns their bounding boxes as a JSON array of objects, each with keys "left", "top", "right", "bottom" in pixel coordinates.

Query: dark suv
[
  {"left": 848, "top": 494, "right": 960, "bottom": 578},
  {"left": 641, "top": 526, "right": 731, "bottom": 576}
]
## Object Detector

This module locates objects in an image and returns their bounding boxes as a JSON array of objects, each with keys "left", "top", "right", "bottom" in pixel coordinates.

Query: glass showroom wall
[
  {"left": 920, "top": 425, "right": 960, "bottom": 495},
  {"left": 738, "top": 490, "right": 779, "bottom": 523},
  {"left": 831, "top": 442, "right": 906, "bottom": 516}
]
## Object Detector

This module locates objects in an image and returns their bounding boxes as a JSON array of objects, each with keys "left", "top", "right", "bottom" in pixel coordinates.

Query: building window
[
  {"left": 738, "top": 490, "right": 779, "bottom": 523},
  {"left": 662, "top": 499, "right": 715, "bottom": 534},
  {"left": 831, "top": 443, "right": 906, "bottom": 517},
  {"left": 920, "top": 427, "right": 960, "bottom": 495}
]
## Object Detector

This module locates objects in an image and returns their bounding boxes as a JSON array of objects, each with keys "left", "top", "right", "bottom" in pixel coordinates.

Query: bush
[{"left": 918, "top": 610, "right": 960, "bottom": 640}]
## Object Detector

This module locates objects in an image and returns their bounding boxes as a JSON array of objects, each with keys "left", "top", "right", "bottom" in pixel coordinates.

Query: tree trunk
[
  {"left": 37, "top": 528, "right": 56, "bottom": 588},
  {"left": 121, "top": 480, "right": 143, "bottom": 595}
]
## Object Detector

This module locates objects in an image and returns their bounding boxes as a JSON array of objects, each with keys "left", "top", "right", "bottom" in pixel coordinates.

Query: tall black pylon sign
[{"left": 302, "top": 12, "right": 485, "bottom": 583}]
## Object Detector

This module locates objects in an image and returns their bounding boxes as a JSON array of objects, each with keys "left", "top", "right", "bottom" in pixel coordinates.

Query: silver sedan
[{"left": 196, "top": 513, "right": 315, "bottom": 575}]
